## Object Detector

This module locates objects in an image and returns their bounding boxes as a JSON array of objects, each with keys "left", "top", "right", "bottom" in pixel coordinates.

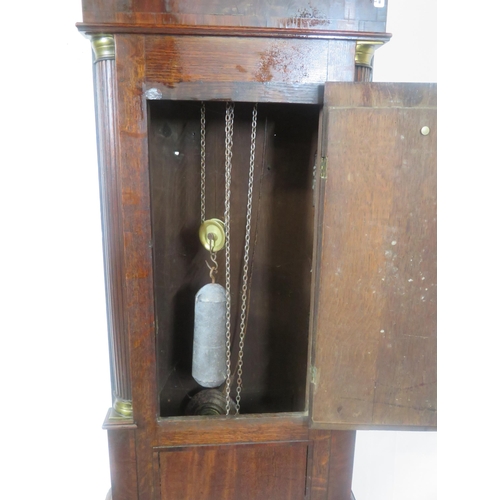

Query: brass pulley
[{"left": 199, "top": 218, "right": 225, "bottom": 252}]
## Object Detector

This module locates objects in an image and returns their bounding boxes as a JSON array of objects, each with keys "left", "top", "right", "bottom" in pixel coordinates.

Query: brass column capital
[
  {"left": 91, "top": 35, "right": 115, "bottom": 62},
  {"left": 355, "top": 41, "right": 384, "bottom": 69}
]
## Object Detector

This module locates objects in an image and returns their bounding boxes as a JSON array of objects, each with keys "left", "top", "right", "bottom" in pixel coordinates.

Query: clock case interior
[{"left": 148, "top": 100, "right": 320, "bottom": 417}]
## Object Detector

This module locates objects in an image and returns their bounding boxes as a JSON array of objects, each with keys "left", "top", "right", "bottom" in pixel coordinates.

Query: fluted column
[
  {"left": 355, "top": 41, "right": 384, "bottom": 82},
  {"left": 92, "top": 35, "right": 133, "bottom": 418}
]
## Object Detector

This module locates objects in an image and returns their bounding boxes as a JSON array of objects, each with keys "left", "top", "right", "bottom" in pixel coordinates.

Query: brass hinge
[
  {"left": 310, "top": 366, "right": 317, "bottom": 385},
  {"left": 320, "top": 157, "right": 328, "bottom": 179}
]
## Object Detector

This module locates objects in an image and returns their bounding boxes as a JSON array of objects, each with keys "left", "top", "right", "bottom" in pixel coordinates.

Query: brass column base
[{"left": 113, "top": 398, "right": 133, "bottom": 417}]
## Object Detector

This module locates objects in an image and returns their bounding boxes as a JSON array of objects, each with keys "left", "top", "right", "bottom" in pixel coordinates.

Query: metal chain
[
  {"left": 234, "top": 103, "right": 258, "bottom": 414},
  {"left": 224, "top": 102, "right": 235, "bottom": 415},
  {"left": 205, "top": 235, "right": 218, "bottom": 284},
  {"left": 200, "top": 101, "right": 256, "bottom": 415},
  {"left": 200, "top": 102, "right": 206, "bottom": 223}
]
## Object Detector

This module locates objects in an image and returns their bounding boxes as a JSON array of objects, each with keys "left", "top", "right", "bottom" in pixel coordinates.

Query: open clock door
[{"left": 309, "top": 82, "right": 437, "bottom": 430}]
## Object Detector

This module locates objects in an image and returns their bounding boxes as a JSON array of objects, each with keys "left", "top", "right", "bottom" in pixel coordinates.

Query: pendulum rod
[
  {"left": 224, "top": 102, "right": 235, "bottom": 415},
  {"left": 235, "top": 103, "right": 258, "bottom": 414}
]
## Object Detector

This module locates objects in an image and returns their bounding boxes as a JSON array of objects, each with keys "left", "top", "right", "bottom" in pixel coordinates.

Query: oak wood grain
[
  {"left": 158, "top": 441, "right": 309, "bottom": 500},
  {"left": 81, "top": 0, "right": 388, "bottom": 33},
  {"left": 145, "top": 35, "right": 329, "bottom": 87},
  {"left": 115, "top": 33, "right": 158, "bottom": 500},
  {"left": 107, "top": 428, "right": 139, "bottom": 500},
  {"left": 307, "top": 430, "right": 332, "bottom": 499},
  {"left": 155, "top": 413, "right": 309, "bottom": 447},
  {"left": 144, "top": 81, "right": 325, "bottom": 104},
  {"left": 310, "top": 83, "right": 437, "bottom": 430},
  {"left": 328, "top": 431, "right": 356, "bottom": 500},
  {"left": 327, "top": 40, "right": 356, "bottom": 82}
]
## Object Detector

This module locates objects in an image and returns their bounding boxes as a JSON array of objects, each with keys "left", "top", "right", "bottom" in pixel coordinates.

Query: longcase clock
[{"left": 77, "top": 2, "right": 436, "bottom": 499}]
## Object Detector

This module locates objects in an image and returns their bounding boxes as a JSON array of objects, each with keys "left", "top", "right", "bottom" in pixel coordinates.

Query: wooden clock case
[{"left": 77, "top": 2, "right": 436, "bottom": 499}]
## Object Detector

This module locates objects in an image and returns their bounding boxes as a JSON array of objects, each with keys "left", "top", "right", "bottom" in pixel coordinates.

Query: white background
[{"left": 2, "top": 2, "right": 497, "bottom": 499}]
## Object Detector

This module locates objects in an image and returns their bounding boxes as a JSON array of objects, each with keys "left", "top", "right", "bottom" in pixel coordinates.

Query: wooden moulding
[
  {"left": 155, "top": 413, "right": 309, "bottom": 447},
  {"left": 78, "top": 23, "right": 391, "bottom": 42},
  {"left": 103, "top": 408, "right": 137, "bottom": 430},
  {"left": 80, "top": 0, "right": 388, "bottom": 33}
]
